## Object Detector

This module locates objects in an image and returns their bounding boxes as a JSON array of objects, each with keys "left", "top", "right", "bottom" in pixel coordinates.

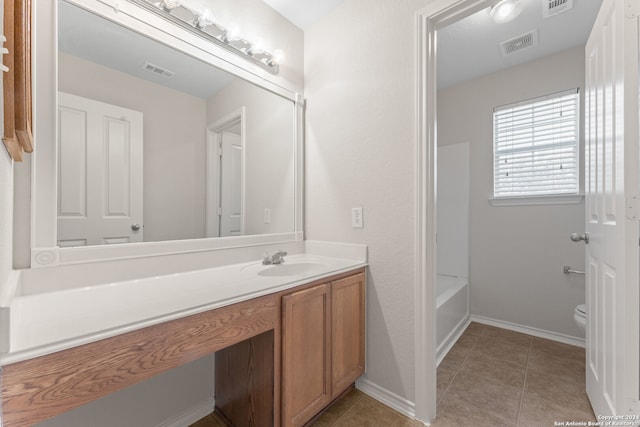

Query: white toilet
[{"left": 574, "top": 304, "right": 586, "bottom": 333}]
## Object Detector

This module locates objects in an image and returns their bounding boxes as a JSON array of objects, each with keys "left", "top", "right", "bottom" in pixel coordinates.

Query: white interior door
[
  {"left": 219, "top": 132, "right": 243, "bottom": 237},
  {"left": 584, "top": 0, "right": 639, "bottom": 416},
  {"left": 57, "top": 92, "right": 144, "bottom": 246}
]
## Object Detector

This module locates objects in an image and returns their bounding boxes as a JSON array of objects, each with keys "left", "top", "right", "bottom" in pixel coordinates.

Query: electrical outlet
[
  {"left": 351, "top": 207, "right": 363, "bottom": 228},
  {"left": 264, "top": 208, "right": 271, "bottom": 224}
]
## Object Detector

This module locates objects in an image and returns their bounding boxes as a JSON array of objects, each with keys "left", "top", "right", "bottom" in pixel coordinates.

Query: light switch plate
[{"left": 351, "top": 207, "right": 363, "bottom": 228}]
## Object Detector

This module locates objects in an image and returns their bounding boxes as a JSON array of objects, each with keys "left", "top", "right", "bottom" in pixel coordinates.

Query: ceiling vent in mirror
[
  {"left": 499, "top": 29, "right": 538, "bottom": 56},
  {"left": 142, "top": 61, "right": 176, "bottom": 79},
  {"left": 543, "top": 0, "right": 573, "bottom": 18}
]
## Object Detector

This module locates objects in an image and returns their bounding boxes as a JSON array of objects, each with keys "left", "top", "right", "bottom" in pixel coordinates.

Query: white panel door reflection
[{"left": 57, "top": 92, "right": 143, "bottom": 246}]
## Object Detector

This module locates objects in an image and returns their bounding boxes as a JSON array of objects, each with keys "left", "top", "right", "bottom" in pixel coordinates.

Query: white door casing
[
  {"left": 219, "top": 132, "right": 243, "bottom": 237},
  {"left": 584, "top": 0, "right": 639, "bottom": 416},
  {"left": 206, "top": 108, "right": 245, "bottom": 239},
  {"left": 57, "top": 92, "right": 144, "bottom": 247}
]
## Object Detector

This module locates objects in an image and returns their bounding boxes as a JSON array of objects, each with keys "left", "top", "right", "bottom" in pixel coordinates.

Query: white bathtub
[{"left": 436, "top": 274, "right": 469, "bottom": 365}]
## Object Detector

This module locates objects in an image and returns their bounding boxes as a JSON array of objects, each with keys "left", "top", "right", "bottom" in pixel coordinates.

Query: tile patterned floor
[
  {"left": 191, "top": 322, "right": 595, "bottom": 426},
  {"left": 434, "top": 322, "right": 595, "bottom": 426}
]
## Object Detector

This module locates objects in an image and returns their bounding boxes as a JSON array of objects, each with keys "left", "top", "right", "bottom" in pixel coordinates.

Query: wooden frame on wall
[{"left": 2, "top": 0, "right": 33, "bottom": 162}]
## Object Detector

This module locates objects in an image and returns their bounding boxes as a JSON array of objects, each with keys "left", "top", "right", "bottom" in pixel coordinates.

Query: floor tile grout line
[
  {"left": 515, "top": 338, "right": 533, "bottom": 427},
  {"left": 436, "top": 328, "right": 511, "bottom": 423},
  {"left": 437, "top": 332, "right": 479, "bottom": 406},
  {"left": 445, "top": 326, "right": 529, "bottom": 425},
  {"left": 324, "top": 391, "right": 365, "bottom": 426}
]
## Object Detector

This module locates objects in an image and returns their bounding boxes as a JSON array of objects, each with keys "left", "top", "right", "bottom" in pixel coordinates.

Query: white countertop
[{"left": 1, "top": 253, "right": 366, "bottom": 365}]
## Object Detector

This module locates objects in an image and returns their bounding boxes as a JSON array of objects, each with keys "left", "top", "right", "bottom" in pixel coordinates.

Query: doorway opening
[
  {"left": 414, "top": 0, "right": 609, "bottom": 422},
  {"left": 206, "top": 107, "right": 246, "bottom": 238}
]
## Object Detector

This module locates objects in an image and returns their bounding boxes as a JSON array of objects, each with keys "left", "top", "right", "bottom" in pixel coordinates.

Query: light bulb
[
  {"left": 224, "top": 25, "right": 240, "bottom": 42},
  {"left": 270, "top": 49, "right": 286, "bottom": 66},
  {"left": 195, "top": 9, "right": 214, "bottom": 28},
  {"left": 248, "top": 39, "right": 265, "bottom": 55},
  {"left": 490, "top": 0, "right": 523, "bottom": 23},
  {"left": 160, "top": 0, "right": 181, "bottom": 11}
]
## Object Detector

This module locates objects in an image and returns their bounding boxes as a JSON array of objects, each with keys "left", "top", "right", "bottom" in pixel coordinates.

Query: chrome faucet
[{"left": 262, "top": 250, "right": 287, "bottom": 265}]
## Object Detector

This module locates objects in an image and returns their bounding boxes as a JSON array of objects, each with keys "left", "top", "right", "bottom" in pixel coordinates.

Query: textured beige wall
[{"left": 305, "top": 0, "right": 430, "bottom": 404}]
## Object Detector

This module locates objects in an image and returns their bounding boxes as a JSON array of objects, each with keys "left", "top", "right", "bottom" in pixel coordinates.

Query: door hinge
[
  {"left": 218, "top": 141, "right": 223, "bottom": 157},
  {"left": 217, "top": 207, "right": 222, "bottom": 216},
  {"left": 627, "top": 195, "right": 640, "bottom": 220}
]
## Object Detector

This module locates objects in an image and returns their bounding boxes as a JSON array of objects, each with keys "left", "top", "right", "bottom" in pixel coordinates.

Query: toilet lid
[{"left": 576, "top": 304, "right": 586, "bottom": 315}]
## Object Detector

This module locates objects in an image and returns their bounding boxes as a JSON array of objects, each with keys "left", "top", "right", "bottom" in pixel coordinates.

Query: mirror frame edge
[{"left": 30, "top": 0, "right": 304, "bottom": 268}]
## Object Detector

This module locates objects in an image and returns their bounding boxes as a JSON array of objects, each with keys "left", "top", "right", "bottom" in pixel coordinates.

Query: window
[{"left": 493, "top": 89, "right": 579, "bottom": 199}]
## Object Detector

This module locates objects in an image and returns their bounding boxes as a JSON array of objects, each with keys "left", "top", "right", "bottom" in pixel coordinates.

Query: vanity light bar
[{"left": 127, "top": 0, "right": 283, "bottom": 74}]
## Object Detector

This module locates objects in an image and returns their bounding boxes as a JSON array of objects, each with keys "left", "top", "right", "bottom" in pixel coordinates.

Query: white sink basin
[
  {"left": 241, "top": 259, "right": 330, "bottom": 277},
  {"left": 257, "top": 262, "right": 329, "bottom": 277}
]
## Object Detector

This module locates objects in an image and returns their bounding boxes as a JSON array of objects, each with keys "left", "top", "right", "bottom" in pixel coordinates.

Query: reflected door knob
[
  {"left": 570, "top": 232, "right": 589, "bottom": 244},
  {"left": 131, "top": 223, "right": 141, "bottom": 231}
]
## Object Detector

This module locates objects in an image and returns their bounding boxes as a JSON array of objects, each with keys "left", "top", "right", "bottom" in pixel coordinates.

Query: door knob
[
  {"left": 570, "top": 232, "right": 589, "bottom": 244},
  {"left": 131, "top": 223, "right": 141, "bottom": 231}
]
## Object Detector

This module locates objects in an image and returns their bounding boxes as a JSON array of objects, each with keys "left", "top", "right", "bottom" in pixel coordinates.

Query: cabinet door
[
  {"left": 331, "top": 273, "right": 365, "bottom": 396},
  {"left": 282, "top": 284, "right": 331, "bottom": 427}
]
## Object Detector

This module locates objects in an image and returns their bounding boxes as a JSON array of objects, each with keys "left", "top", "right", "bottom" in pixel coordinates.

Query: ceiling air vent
[
  {"left": 142, "top": 61, "right": 176, "bottom": 79},
  {"left": 543, "top": 0, "right": 574, "bottom": 18},
  {"left": 499, "top": 29, "right": 539, "bottom": 57}
]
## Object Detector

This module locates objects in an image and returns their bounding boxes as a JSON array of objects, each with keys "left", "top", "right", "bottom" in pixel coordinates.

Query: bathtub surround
[
  {"left": 438, "top": 46, "right": 586, "bottom": 341},
  {"left": 436, "top": 142, "right": 470, "bottom": 280},
  {"left": 436, "top": 143, "right": 471, "bottom": 363},
  {"left": 436, "top": 275, "right": 469, "bottom": 365}
]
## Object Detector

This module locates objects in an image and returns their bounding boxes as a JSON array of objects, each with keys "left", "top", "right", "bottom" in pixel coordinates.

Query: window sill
[{"left": 489, "top": 194, "right": 585, "bottom": 207}]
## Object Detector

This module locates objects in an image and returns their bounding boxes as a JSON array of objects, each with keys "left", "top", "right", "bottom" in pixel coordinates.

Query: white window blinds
[{"left": 493, "top": 89, "right": 579, "bottom": 198}]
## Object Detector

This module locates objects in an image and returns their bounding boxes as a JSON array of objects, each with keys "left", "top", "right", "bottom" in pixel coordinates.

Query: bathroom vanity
[{"left": 0, "top": 253, "right": 366, "bottom": 427}]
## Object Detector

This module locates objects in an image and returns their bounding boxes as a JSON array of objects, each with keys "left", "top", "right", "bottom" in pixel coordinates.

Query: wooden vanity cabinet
[
  {"left": 281, "top": 283, "right": 332, "bottom": 426},
  {"left": 330, "top": 273, "right": 366, "bottom": 395},
  {"left": 281, "top": 272, "right": 366, "bottom": 427}
]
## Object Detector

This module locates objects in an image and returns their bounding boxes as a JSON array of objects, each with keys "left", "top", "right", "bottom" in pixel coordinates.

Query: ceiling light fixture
[
  {"left": 490, "top": 0, "right": 524, "bottom": 23},
  {"left": 128, "top": 0, "right": 285, "bottom": 74}
]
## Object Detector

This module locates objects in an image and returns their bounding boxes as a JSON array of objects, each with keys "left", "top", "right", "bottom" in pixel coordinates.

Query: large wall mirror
[{"left": 31, "top": 0, "right": 303, "bottom": 267}]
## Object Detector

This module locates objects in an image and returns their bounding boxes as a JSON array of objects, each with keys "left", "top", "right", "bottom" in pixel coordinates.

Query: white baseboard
[
  {"left": 356, "top": 378, "right": 416, "bottom": 419},
  {"left": 156, "top": 396, "right": 215, "bottom": 427},
  {"left": 470, "top": 315, "right": 586, "bottom": 348}
]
